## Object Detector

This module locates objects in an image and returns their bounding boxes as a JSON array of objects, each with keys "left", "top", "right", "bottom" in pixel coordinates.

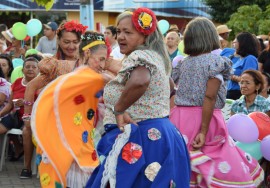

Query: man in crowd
[
  {"left": 165, "top": 30, "right": 180, "bottom": 61},
  {"left": 217, "top": 24, "right": 232, "bottom": 49},
  {"left": 35, "top": 21, "right": 58, "bottom": 55}
]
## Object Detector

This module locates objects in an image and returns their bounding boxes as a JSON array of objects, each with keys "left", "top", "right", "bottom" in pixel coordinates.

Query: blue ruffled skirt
[{"left": 86, "top": 118, "right": 191, "bottom": 188}]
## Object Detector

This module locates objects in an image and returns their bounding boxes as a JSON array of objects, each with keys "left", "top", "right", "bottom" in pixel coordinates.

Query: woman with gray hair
[
  {"left": 86, "top": 7, "right": 190, "bottom": 188},
  {"left": 170, "top": 17, "right": 263, "bottom": 187}
]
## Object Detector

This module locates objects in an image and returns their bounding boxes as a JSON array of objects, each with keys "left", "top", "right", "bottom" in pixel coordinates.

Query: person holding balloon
[{"left": 170, "top": 17, "right": 264, "bottom": 187}]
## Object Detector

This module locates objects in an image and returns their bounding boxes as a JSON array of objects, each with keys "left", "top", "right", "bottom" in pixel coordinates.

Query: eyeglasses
[{"left": 239, "top": 81, "right": 254, "bottom": 86}]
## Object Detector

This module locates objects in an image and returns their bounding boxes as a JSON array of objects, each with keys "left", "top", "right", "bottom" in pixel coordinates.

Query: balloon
[
  {"left": 172, "top": 55, "right": 184, "bottom": 68},
  {"left": 10, "top": 66, "right": 23, "bottom": 84},
  {"left": 12, "top": 22, "right": 27, "bottom": 40},
  {"left": 158, "top": 20, "right": 170, "bottom": 35},
  {"left": 227, "top": 114, "right": 259, "bottom": 143},
  {"left": 261, "top": 135, "right": 270, "bottom": 161},
  {"left": 26, "top": 19, "right": 42, "bottom": 37},
  {"left": 178, "top": 41, "right": 186, "bottom": 56},
  {"left": 236, "top": 141, "right": 262, "bottom": 161},
  {"left": 12, "top": 58, "right": 24, "bottom": 68},
  {"left": 248, "top": 112, "right": 270, "bottom": 141},
  {"left": 25, "top": 48, "right": 39, "bottom": 57}
]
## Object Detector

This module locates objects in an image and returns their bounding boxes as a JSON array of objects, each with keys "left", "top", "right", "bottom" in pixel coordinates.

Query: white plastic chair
[
  {"left": 0, "top": 128, "right": 22, "bottom": 171},
  {"left": 221, "top": 99, "right": 234, "bottom": 122}
]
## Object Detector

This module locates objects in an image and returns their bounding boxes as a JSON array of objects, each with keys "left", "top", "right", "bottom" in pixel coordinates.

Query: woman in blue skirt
[{"left": 86, "top": 7, "right": 190, "bottom": 188}]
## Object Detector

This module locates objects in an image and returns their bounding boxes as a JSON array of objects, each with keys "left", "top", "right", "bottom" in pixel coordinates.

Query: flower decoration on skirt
[
  {"left": 122, "top": 142, "right": 142, "bottom": 164},
  {"left": 132, "top": 7, "right": 157, "bottom": 35}
]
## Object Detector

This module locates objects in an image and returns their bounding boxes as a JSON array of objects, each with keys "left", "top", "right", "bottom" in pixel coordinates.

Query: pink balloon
[
  {"left": 261, "top": 135, "right": 270, "bottom": 160},
  {"left": 172, "top": 55, "right": 184, "bottom": 68},
  {"left": 227, "top": 114, "right": 259, "bottom": 143}
]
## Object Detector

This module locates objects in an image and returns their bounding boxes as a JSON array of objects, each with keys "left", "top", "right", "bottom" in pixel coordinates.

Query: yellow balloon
[{"left": 178, "top": 40, "right": 187, "bottom": 56}]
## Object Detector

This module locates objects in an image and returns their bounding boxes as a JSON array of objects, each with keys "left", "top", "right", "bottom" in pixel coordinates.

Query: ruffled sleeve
[
  {"left": 0, "top": 78, "right": 11, "bottom": 98},
  {"left": 117, "top": 50, "right": 158, "bottom": 83},
  {"left": 209, "top": 56, "right": 232, "bottom": 82},
  {"left": 38, "top": 58, "right": 59, "bottom": 86}
]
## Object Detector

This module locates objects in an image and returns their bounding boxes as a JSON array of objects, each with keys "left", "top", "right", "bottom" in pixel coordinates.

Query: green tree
[
  {"left": 203, "top": 0, "right": 269, "bottom": 23},
  {"left": 227, "top": 5, "right": 270, "bottom": 38}
]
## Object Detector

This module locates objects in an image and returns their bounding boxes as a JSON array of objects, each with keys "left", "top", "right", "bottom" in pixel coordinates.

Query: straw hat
[
  {"left": 1, "top": 29, "right": 14, "bottom": 43},
  {"left": 217, "top": 25, "right": 232, "bottom": 34}
]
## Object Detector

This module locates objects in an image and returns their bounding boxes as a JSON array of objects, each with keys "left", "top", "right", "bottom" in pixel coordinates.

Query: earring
[{"left": 256, "top": 89, "right": 259, "bottom": 95}]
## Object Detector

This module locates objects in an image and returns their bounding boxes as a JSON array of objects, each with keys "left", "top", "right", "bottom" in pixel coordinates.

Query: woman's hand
[
  {"left": 192, "top": 132, "right": 206, "bottom": 150},
  {"left": 115, "top": 112, "right": 137, "bottom": 132},
  {"left": 14, "top": 98, "right": 24, "bottom": 107}
]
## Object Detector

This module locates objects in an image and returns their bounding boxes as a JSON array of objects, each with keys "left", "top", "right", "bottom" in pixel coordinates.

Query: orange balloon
[{"left": 248, "top": 112, "right": 270, "bottom": 141}]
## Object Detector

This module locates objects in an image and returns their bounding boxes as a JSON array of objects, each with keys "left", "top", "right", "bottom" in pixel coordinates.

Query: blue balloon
[
  {"left": 12, "top": 58, "right": 24, "bottom": 68},
  {"left": 26, "top": 19, "right": 42, "bottom": 37},
  {"left": 158, "top": 20, "right": 170, "bottom": 35}
]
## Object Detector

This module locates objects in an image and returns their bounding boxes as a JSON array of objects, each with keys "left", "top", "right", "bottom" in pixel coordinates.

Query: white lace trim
[
  {"left": 66, "top": 161, "right": 92, "bottom": 188},
  {"left": 100, "top": 124, "right": 132, "bottom": 188}
]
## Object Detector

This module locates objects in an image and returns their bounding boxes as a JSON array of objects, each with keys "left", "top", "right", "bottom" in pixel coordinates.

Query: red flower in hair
[
  {"left": 64, "top": 20, "right": 88, "bottom": 34},
  {"left": 132, "top": 7, "right": 157, "bottom": 35},
  {"left": 105, "top": 37, "right": 112, "bottom": 58}
]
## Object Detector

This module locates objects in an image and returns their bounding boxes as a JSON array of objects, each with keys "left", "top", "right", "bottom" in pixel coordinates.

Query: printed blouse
[
  {"left": 103, "top": 50, "right": 170, "bottom": 125},
  {"left": 172, "top": 53, "right": 231, "bottom": 109},
  {"left": 231, "top": 95, "right": 270, "bottom": 115}
]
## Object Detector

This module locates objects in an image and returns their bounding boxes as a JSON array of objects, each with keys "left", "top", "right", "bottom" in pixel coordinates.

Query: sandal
[{"left": 20, "top": 168, "right": 32, "bottom": 179}]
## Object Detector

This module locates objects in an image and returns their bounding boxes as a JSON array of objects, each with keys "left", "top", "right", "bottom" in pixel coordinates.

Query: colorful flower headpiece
[
  {"left": 131, "top": 7, "right": 157, "bottom": 36},
  {"left": 81, "top": 33, "right": 112, "bottom": 58},
  {"left": 57, "top": 20, "right": 88, "bottom": 34}
]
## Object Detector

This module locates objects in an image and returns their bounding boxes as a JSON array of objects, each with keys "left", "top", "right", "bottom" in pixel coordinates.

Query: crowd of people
[{"left": 0, "top": 6, "right": 269, "bottom": 188}]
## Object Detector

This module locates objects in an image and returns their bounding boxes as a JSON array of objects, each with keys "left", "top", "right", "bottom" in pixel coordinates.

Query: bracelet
[
  {"left": 24, "top": 100, "right": 34, "bottom": 106},
  {"left": 22, "top": 115, "right": 31, "bottom": 121},
  {"left": 112, "top": 106, "right": 125, "bottom": 116}
]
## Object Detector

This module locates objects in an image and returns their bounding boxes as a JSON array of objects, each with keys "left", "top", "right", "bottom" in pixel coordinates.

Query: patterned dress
[
  {"left": 170, "top": 53, "right": 264, "bottom": 187},
  {"left": 86, "top": 50, "right": 191, "bottom": 188}
]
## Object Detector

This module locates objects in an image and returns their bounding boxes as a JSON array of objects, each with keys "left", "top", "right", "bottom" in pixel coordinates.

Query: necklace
[{"left": 21, "top": 77, "right": 27, "bottom": 87}]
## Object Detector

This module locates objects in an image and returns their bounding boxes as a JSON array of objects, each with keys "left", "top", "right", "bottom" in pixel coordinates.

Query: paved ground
[{"left": 0, "top": 158, "right": 40, "bottom": 188}]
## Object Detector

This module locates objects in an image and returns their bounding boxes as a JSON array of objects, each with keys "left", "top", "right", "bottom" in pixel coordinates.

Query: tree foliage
[
  {"left": 203, "top": 0, "right": 269, "bottom": 23},
  {"left": 227, "top": 5, "right": 270, "bottom": 38}
]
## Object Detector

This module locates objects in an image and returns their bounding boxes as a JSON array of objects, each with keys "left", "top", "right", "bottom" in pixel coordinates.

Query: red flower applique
[
  {"left": 132, "top": 7, "right": 157, "bottom": 36},
  {"left": 122, "top": 142, "right": 142, "bottom": 164},
  {"left": 64, "top": 20, "right": 88, "bottom": 34},
  {"left": 92, "top": 150, "right": 97, "bottom": 161},
  {"left": 74, "top": 95, "right": 85, "bottom": 105}
]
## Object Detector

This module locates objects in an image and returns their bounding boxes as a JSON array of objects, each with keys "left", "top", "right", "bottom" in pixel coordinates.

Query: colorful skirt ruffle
[
  {"left": 31, "top": 67, "right": 104, "bottom": 188},
  {"left": 170, "top": 106, "right": 264, "bottom": 188},
  {"left": 86, "top": 118, "right": 191, "bottom": 188}
]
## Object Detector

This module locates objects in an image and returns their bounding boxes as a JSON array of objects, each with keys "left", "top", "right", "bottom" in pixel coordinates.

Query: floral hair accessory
[
  {"left": 82, "top": 32, "right": 112, "bottom": 58},
  {"left": 57, "top": 20, "right": 88, "bottom": 34},
  {"left": 132, "top": 7, "right": 157, "bottom": 36}
]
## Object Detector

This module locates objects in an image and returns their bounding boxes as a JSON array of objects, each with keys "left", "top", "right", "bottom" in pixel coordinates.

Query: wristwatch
[{"left": 112, "top": 106, "right": 125, "bottom": 115}]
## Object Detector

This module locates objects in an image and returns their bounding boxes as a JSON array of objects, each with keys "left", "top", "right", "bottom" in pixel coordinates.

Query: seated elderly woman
[{"left": 231, "top": 69, "right": 270, "bottom": 116}]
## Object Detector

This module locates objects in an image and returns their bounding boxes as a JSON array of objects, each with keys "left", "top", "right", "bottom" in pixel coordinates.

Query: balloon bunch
[
  {"left": 227, "top": 112, "right": 270, "bottom": 161},
  {"left": 12, "top": 19, "right": 42, "bottom": 40}
]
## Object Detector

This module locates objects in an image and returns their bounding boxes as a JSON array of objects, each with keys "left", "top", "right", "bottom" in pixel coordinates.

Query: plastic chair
[
  {"left": 221, "top": 99, "right": 234, "bottom": 122},
  {"left": 0, "top": 128, "right": 22, "bottom": 171}
]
